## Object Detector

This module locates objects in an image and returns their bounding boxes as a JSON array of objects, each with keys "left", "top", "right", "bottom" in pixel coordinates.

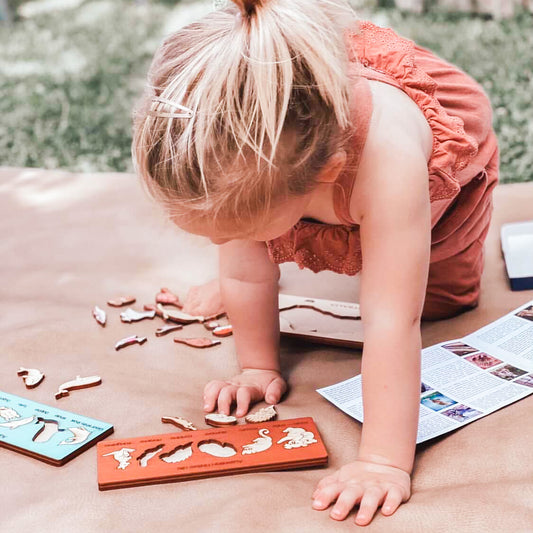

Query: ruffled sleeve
[{"left": 348, "top": 21, "right": 480, "bottom": 202}]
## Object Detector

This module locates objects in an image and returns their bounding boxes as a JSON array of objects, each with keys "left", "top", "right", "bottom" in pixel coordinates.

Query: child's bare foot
[{"left": 182, "top": 279, "right": 225, "bottom": 317}]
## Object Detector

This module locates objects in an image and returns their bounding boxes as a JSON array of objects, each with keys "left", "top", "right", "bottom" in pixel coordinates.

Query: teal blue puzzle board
[{"left": 0, "top": 391, "right": 114, "bottom": 466}]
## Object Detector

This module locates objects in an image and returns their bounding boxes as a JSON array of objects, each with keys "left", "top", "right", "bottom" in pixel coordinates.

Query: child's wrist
[
  {"left": 241, "top": 367, "right": 282, "bottom": 375},
  {"left": 355, "top": 453, "right": 412, "bottom": 476}
]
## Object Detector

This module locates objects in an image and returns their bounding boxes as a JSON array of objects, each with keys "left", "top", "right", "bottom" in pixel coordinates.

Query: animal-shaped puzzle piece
[
  {"left": 161, "top": 416, "right": 198, "bottom": 431},
  {"left": 103, "top": 448, "right": 136, "bottom": 470},
  {"left": 155, "top": 288, "right": 181, "bottom": 308},
  {"left": 157, "top": 304, "right": 204, "bottom": 324},
  {"left": 156, "top": 324, "right": 183, "bottom": 337},
  {"left": 242, "top": 429, "right": 272, "bottom": 455},
  {"left": 120, "top": 308, "right": 156, "bottom": 323},
  {"left": 245, "top": 405, "right": 277, "bottom": 423},
  {"left": 55, "top": 375, "right": 102, "bottom": 400},
  {"left": 203, "top": 321, "right": 221, "bottom": 331},
  {"left": 277, "top": 427, "right": 318, "bottom": 449},
  {"left": 0, "top": 415, "right": 35, "bottom": 428},
  {"left": 160, "top": 443, "right": 193, "bottom": 464},
  {"left": 212, "top": 325, "right": 233, "bottom": 338},
  {"left": 198, "top": 440, "right": 237, "bottom": 458},
  {"left": 0, "top": 406, "right": 22, "bottom": 421},
  {"left": 17, "top": 367, "right": 45, "bottom": 389},
  {"left": 59, "top": 426, "right": 91, "bottom": 446},
  {"left": 107, "top": 296, "right": 136, "bottom": 307},
  {"left": 93, "top": 306, "right": 107, "bottom": 327},
  {"left": 174, "top": 338, "right": 221, "bottom": 349},
  {"left": 138, "top": 445, "right": 164, "bottom": 467},
  {"left": 205, "top": 413, "right": 238, "bottom": 427},
  {"left": 115, "top": 335, "right": 147, "bottom": 351}
]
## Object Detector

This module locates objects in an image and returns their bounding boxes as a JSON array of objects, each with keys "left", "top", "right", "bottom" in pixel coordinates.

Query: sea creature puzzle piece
[
  {"left": 212, "top": 325, "right": 233, "bottom": 338},
  {"left": 107, "top": 296, "right": 136, "bottom": 307},
  {"left": 55, "top": 375, "right": 102, "bottom": 400},
  {"left": 0, "top": 415, "right": 35, "bottom": 428},
  {"left": 198, "top": 440, "right": 237, "bottom": 458},
  {"left": 155, "top": 324, "right": 183, "bottom": 337},
  {"left": 205, "top": 413, "right": 238, "bottom": 427},
  {"left": 120, "top": 308, "right": 156, "bottom": 323},
  {"left": 174, "top": 338, "right": 221, "bottom": 349},
  {"left": 157, "top": 304, "right": 204, "bottom": 324},
  {"left": 59, "top": 426, "right": 91, "bottom": 445},
  {"left": 17, "top": 367, "right": 45, "bottom": 389},
  {"left": 161, "top": 416, "right": 198, "bottom": 431},
  {"left": 93, "top": 306, "right": 107, "bottom": 327},
  {"left": 115, "top": 335, "right": 147, "bottom": 351},
  {"left": 0, "top": 406, "right": 21, "bottom": 421}
]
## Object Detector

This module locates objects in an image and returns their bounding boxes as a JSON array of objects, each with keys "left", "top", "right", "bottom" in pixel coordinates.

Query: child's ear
[{"left": 316, "top": 151, "right": 347, "bottom": 183}]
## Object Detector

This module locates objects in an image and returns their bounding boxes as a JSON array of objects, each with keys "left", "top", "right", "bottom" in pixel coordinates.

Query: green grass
[{"left": 1, "top": 1, "right": 532, "bottom": 182}]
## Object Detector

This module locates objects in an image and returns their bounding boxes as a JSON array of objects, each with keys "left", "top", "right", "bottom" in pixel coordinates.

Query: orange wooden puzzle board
[{"left": 97, "top": 417, "right": 328, "bottom": 490}]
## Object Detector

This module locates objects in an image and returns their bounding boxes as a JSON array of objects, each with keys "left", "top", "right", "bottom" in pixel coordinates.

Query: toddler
[{"left": 132, "top": 0, "right": 498, "bottom": 526}]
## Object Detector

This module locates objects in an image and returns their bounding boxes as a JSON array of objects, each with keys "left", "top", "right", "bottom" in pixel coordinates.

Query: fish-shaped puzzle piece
[
  {"left": 155, "top": 288, "right": 181, "bottom": 308},
  {"left": 93, "top": 306, "right": 107, "bottom": 327},
  {"left": 120, "top": 308, "right": 156, "bottom": 323},
  {"left": 115, "top": 335, "right": 147, "bottom": 351},
  {"left": 212, "top": 325, "right": 233, "bottom": 338},
  {"left": 174, "top": 338, "right": 221, "bottom": 349},
  {"left": 55, "top": 375, "right": 102, "bottom": 400},
  {"left": 107, "top": 296, "right": 136, "bottom": 307}
]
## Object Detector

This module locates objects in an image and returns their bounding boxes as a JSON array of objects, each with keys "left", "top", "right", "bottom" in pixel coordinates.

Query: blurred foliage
[{"left": 0, "top": 0, "right": 532, "bottom": 183}]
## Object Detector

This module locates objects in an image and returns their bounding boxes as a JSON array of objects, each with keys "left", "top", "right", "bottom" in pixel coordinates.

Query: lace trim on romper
[{"left": 266, "top": 21, "right": 481, "bottom": 276}]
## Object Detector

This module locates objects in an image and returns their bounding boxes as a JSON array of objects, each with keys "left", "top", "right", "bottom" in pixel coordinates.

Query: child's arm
[
  {"left": 312, "top": 138, "right": 431, "bottom": 525},
  {"left": 203, "top": 239, "right": 287, "bottom": 417}
]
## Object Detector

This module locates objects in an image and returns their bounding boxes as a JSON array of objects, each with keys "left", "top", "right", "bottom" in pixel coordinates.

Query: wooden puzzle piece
[
  {"left": 107, "top": 296, "right": 136, "bottom": 307},
  {"left": 157, "top": 304, "right": 204, "bottom": 324},
  {"left": 17, "top": 367, "right": 45, "bottom": 389},
  {"left": 93, "top": 306, "right": 107, "bottom": 327},
  {"left": 198, "top": 440, "right": 237, "bottom": 458},
  {"left": 120, "top": 308, "right": 156, "bottom": 323},
  {"left": 277, "top": 427, "right": 317, "bottom": 449},
  {"left": 0, "top": 406, "right": 21, "bottom": 421},
  {"left": 212, "top": 325, "right": 233, "bottom": 338},
  {"left": 115, "top": 335, "right": 148, "bottom": 351},
  {"left": 155, "top": 324, "right": 183, "bottom": 337},
  {"left": 174, "top": 338, "right": 221, "bottom": 349},
  {"left": 97, "top": 417, "right": 327, "bottom": 490},
  {"left": 103, "top": 448, "right": 136, "bottom": 470},
  {"left": 203, "top": 321, "right": 221, "bottom": 331},
  {"left": 33, "top": 419, "right": 61, "bottom": 443},
  {"left": 138, "top": 445, "right": 164, "bottom": 467},
  {"left": 55, "top": 375, "right": 102, "bottom": 400},
  {"left": 161, "top": 416, "right": 198, "bottom": 431},
  {"left": 155, "top": 288, "right": 181, "bottom": 308},
  {"left": 205, "top": 413, "right": 238, "bottom": 427},
  {"left": 242, "top": 429, "right": 272, "bottom": 455},
  {"left": 58, "top": 426, "right": 91, "bottom": 446},
  {"left": 0, "top": 415, "right": 35, "bottom": 428},
  {"left": 160, "top": 443, "right": 193, "bottom": 464},
  {"left": 245, "top": 405, "right": 277, "bottom": 423}
]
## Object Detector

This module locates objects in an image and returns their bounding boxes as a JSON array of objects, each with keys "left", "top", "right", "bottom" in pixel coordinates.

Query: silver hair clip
[{"left": 149, "top": 96, "right": 194, "bottom": 119}]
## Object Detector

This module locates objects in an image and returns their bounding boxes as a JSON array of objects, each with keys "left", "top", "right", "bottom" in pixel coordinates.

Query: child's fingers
[
  {"left": 329, "top": 486, "right": 364, "bottom": 521},
  {"left": 265, "top": 378, "right": 286, "bottom": 405},
  {"left": 312, "top": 482, "right": 342, "bottom": 511},
  {"left": 381, "top": 486, "right": 405, "bottom": 516},
  {"left": 203, "top": 380, "right": 227, "bottom": 412},
  {"left": 354, "top": 486, "right": 385, "bottom": 526},
  {"left": 235, "top": 387, "right": 252, "bottom": 417},
  {"left": 217, "top": 385, "right": 237, "bottom": 415}
]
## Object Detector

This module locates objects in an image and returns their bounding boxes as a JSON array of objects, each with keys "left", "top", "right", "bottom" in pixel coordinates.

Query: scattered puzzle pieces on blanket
[
  {"left": 55, "top": 375, "right": 102, "bottom": 400},
  {"left": 120, "top": 308, "right": 156, "bottom": 323},
  {"left": 155, "top": 288, "right": 181, "bottom": 308},
  {"left": 115, "top": 335, "right": 147, "bottom": 351},
  {"left": 107, "top": 296, "right": 136, "bottom": 307}
]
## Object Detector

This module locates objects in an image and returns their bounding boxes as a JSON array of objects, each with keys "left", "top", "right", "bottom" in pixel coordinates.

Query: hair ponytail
[{"left": 132, "top": 0, "right": 357, "bottom": 232}]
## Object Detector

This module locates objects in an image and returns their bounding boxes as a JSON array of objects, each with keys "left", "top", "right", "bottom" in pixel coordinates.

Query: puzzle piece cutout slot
[{"left": 97, "top": 417, "right": 327, "bottom": 490}]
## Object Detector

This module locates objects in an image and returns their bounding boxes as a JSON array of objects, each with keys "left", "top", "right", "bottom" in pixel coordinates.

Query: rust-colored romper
[{"left": 266, "top": 21, "right": 499, "bottom": 321}]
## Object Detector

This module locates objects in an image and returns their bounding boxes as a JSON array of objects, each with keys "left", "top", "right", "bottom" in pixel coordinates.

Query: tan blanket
[{"left": 1, "top": 167, "right": 532, "bottom": 532}]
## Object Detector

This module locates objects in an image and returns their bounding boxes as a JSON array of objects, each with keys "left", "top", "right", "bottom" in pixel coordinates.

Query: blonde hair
[{"left": 132, "top": 0, "right": 357, "bottom": 234}]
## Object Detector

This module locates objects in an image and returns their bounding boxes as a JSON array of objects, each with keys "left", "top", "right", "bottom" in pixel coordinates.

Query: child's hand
[
  {"left": 182, "top": 279, "right": 225, "bottom": 317},
  {"left": 203, "top": 369, "right": 287, "bottom": 417},
  {"left": 312, "top": 459, "right": 411, "bottom": 526}
]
